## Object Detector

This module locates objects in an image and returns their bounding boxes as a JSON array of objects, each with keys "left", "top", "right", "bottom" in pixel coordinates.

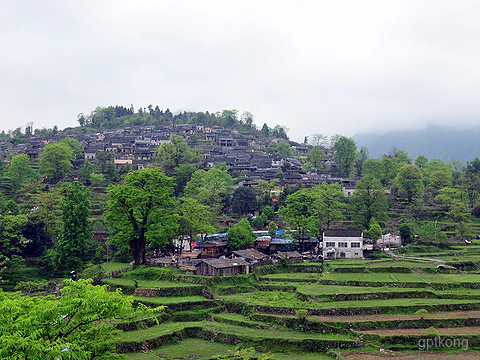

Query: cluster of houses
[
  {"left": 2, "top": 123, "right": 357, "bottom": 192},
  {"left": 148, "top": 228, "right": 402, "bottom": 276}
]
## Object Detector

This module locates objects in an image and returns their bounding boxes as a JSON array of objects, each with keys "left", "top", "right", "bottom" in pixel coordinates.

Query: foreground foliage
[{"left": 0, "top": 279, "right": 156, "bottom": 360}]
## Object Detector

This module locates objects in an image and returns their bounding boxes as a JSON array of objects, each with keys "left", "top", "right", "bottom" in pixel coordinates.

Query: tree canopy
[{"left": 105, "top": 168, "right": 179, "bottom": 266}]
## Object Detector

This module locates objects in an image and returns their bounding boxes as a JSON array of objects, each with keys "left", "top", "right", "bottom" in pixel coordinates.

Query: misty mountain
[{"left": 353, "top": 125, "right": 480, "bottom": 163}]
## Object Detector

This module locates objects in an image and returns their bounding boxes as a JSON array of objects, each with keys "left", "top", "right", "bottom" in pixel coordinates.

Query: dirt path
[
  {"left": 384, "top": 249, "right": 446, "bottom": 265},
  {"left": 342, "top": 352, "right": 479, "bottom": 360},
  {"left": 308, "top": 310, "right": 480, "bottom": 323},
  {"left": 362, "top": 326, "right": 480, "bottom": 336}
]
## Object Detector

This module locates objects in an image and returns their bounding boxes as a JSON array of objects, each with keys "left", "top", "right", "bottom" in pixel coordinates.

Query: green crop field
[{"left": 78, "top": 259, "right": 480, "bottom": 358}]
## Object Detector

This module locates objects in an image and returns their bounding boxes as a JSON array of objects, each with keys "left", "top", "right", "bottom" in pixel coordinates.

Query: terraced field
[{"left": 94, "top": 253, "right": 480, "bottom": 359}]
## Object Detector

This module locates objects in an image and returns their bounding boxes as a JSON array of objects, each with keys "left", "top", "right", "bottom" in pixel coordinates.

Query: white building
[{"left": 323, "top": 229, "right": 364, "bottom": 259}]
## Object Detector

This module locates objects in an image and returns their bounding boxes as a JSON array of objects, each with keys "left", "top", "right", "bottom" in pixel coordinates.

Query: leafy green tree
[
  {"left": 54, "top": 182, "right": 92, "bottom": 272},
  {"left": 395, "top": 164, "right": 424, "bottom": 204},
  {"left": 183, "top": 164, "right": 233, "bottom": 216},
  {"left": 231, "top": 186, "right": 257, "bottom": 215},
  {"left": 95, "top": 152, "right": 119, "bottom": 183},
  {"left": 226, "top": 218, "right": 255, "bottom": 249},
  {"left": 252, "top": 214, "right": 268, "bottom": 230},
  {"left": 349, "top": 174, "right": 388, "bottom": 229},
  {"left": 313, "top": 182, "right": 345, "bottom": 230},
  {"left": 155, "top": 134, "right": 195, "bottom": 175},
  {"left": 423, "top": 158, "right": 452, "bottom": 191},
  {"left": 275, "top": 141, "right": 293, "bottom": 158},
  {"left": 22, "top": 187, "right": 63, "bottom": 256},
  {"left": 277, "top": 188, "right": 319, "bottom": 238},
  {"left": 60, "top": 137, "right": 84, "bottom": 161},
  {"left": 105, "top": 168, "right": 179, "bottom": 266},
  {"left": 0, "top": 279, "right": 157, "bottom": 359},
  {"left": 332, "top": 136, "right": 357, "bottom": 178},
  {"left": 399, "top": 223, "right": 413, "bottom": 243},
  {"left": 447, "top": 200, "right": 472, "bottom": 239},
  {"left": 415, "top": 155, "right": 428, "bottom": 169},
  {"left": 268, "top": 221, "right": 277, "bottom": 237},
  {"left": 261, "top": 123, "right": 270, "bottom": 137},
  {"left": 172, "top": 163, "right": 196, "bottom": 197},
  {"left": 465, "top": 157, "right": 480, "bottom": 176},
  {"left": 78, "top": 160, "right": 94, "bottom": 186},
  {"left": 362, "top": 159, "right": 383, "bottom": 181},
  {"left": 380, "top": 156, "right": 398, "bottom": 186},
  {"left": 262, "top": 205, "right": 275, "bottom": 219},
  {"left": 7, "top": 154, "right": 36, "bottom": 197},
  {"left": 307, "top": 146, "right": 326, "bottom": 169},
  {"left": 0, "top": 214, "right": 28, "bottom": 258},
  {"left": 39, "top": 141, "right": 74, "bottom": 183},
  {"left": 178, "top": 197, "right": 216, "bottom": 249},
  {"left": 366, "top": 218, "right": 382, "bottom": 241}
]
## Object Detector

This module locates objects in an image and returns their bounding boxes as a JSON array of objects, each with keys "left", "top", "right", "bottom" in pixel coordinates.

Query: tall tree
[
  {"left": 105, "top": 168, "right": 178, "bottom": 266},
  {"left": 178, "top": 198, "right": 216, "bottom": 249},
  {"left": 155, "top": 134, "right": 195, "bottom": 176},
  {"left": 332, "top": 136, "right": 357, "bottom": 178},
  {"left": 226, "top": 218, "right": 255, "bottom": 249},
  {"left": 277, "top": 188, "right": 320, "bottom": 238},
  {"left": 183, "top": 164, "right": 233, "bottom": 216},
  {"left": 395, "top": 164, "right": 424, "bottom": 204},
  {"left": 0, "top": 214, "right": 28, "bottom": 259},
  {"left": 349, "top": 174, "right": 388, "bottom": 229},
  {"left": 54, "top": 182, "right": 92, "bottom": 272},
  {"left": 231, "top": 186, "right": 257, "bottom": 215},
  {"left": 7, "top": 154, "right": 36, "bottom": 197},
  {"left": 313, "top": 182, "right": 345, "bottom": 230},
  {"left": 39, "top": 141, "right": 74, "bottom": 183}
]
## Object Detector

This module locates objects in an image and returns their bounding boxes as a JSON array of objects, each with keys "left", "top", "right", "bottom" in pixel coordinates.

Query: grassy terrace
[
  {"left": 319, "top": 271, "right": 480, "bottom": 285},
  {"left": 133, "top": 295, "right": 211, "bottom": 305},
  {"left": 102, "top": 277, "right": 202, "bottom": 288},
  {"left": 81, "top": 256, "right": 480, "bottom": 358},
  {"left": 125, "top": 338, "right": 335, "bottom": 360},
  {"left": 220, "top": 291, "right": 480, "bottom": 311}
]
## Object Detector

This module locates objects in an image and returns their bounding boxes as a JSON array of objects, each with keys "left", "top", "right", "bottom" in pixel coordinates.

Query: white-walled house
[{"left": 323, "top": 229, "right": 363, "bottom": 260}]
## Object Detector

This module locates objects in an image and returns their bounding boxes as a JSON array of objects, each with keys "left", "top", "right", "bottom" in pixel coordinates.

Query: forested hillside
[{"left": 354, "top": 124, "right": 480, "bottom": 162}]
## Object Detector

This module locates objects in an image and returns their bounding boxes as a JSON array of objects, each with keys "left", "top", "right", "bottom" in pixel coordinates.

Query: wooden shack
[{"left": 196, "top": 258, "right": 249, "bottom": 276}]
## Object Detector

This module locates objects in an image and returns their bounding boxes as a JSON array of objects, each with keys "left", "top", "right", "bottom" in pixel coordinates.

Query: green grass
[
  {"left": 261, "top": 273, "right": 321, "bottom": 281},
  {"left": 320, "top": 271, "right": 480, "bottom": 285},
  {"left": 221, "top": 291, "right": 480, "bottom": 311},
  {"left": 125, "top": 338, "right": 236, "bottom": 360},
  {"left": 297, "top": 284, "right": 426, "bottom": 296},
  {"left": 103, "top": 277, "right": 201, "bottom": 288},
  {"left": 133, "top": 295, "right": 210, "bottom": 305},
  {"left": 125, "top": 338, "right": 336, "bottom": 360}
]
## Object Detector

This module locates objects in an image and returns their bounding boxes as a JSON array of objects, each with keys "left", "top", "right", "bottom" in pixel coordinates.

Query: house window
[
  {"left": 325, "top": 242, "right": 335, "bottom": 247},
  {"left": 340, "top": 252, "right": 346, "bottom": 258},
  {"left": 351, "top": 242, "right": 361, "bottom": 248},
  {"left": 338, "top": 242, "right": 348, "bottom": 248}
]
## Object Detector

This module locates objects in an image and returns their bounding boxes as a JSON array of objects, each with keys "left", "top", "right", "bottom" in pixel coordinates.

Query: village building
[
  {"left": 322, "top": 229, "right": 364, "bottom": 260},
  {"left": 196, "top": 258, "right": 250, "bottom": 276}
]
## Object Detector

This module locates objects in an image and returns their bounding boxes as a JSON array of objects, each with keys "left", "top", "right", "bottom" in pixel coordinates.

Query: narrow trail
[{"left": 384, "top": 249, "right": 446, "bottom": 265}]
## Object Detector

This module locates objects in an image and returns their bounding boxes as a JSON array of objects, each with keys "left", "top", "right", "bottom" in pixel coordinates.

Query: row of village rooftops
[
  {"left": 0, "top": 124, "right": 357, "bottom": 192},
  {"left": 152, "top": 229, "right": 402, "bottom": 276}
]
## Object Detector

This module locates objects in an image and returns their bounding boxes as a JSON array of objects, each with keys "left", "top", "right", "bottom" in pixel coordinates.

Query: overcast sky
[{"left": 1, "top": 1, "right": 480, "bottom": 142}]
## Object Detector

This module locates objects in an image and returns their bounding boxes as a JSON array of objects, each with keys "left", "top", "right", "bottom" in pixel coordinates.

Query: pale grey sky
[{"left": 1, "top": 1, "right": 480, "bottom": 142}]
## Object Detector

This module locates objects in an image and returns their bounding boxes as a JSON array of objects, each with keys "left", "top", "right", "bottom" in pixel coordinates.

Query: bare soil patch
[
  {"left": 308, "top": 310, "right": 480, "bottom": 323},
  {"left": 342, "top": 351, "right": 480, "bottom": 360},
  {"left": 362, "top": 326, "right": 480, "bottom": 336}
]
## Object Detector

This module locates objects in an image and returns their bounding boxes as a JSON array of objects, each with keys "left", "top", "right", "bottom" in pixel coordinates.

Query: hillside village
[{"left": 1, "top": 122, "right": 355, "bottom": 192}]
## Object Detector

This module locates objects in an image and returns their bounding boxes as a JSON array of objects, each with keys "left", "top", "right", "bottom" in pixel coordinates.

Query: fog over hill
[{"left": 353, "top": 125, "right": 480, "bottom": 163}]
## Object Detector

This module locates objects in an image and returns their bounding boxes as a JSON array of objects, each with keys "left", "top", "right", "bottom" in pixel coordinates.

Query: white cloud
[{"left": 1, "top": 1, "right": 480, "bottom": 141}]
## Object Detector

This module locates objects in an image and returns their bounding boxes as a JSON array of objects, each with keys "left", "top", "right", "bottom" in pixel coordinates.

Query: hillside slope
[{"left": 354, "top": 125, "right": 480, "bottom": 162}]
